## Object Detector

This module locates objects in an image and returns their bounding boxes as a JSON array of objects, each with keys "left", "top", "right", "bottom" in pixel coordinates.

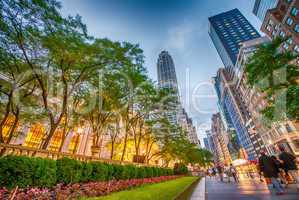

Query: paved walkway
[{"left": 205, "top": 177, "right": 299, "bottom": 200}]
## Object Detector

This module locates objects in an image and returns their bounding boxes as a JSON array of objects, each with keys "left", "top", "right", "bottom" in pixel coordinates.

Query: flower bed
[{"left": 0, "top": 176, "right": 181, "bottom": 200}]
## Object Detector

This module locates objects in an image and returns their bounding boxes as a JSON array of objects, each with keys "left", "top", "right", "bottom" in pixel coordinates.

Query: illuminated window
[
  {"left": 68, "top": 134, "right": 80, "bottom": 153},
  {"left": 2, "top": 116, "right": 18, "bottom": 142},
  {"left": 24, "top": 124, "right": 45, "bottom": 148},
  {"left": 48, "top": 130, "right": 63, "bottom": 152}
]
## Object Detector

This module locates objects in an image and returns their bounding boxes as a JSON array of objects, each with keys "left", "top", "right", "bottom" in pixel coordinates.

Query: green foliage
[
  {"left": 90, "top": 162, "right": 108, "bottom": 182},
  {"left": 81, "top": 162, "right": 93, "bottom": 182},
  {"left": 0, "top": 156, "right": 173, "bottom": 189},
  {"left": 56, "top": 157, "right": 82, "bottom": 184},
  {"left": 173, "top": 163, "right": 188, "bottom": 175},
  {"left": 137, "top": 167, "right": 147, "bottom": 179},
  {"left": 245, "top": 37, "right": 299, "bottom": 121},
  {"left": 143, "top": 167, "right": 152, "bottom": 178},
  {"left": 33, "top": 158, "right": 57, "bottom": 187},
  {"left": 0, "top": 156, "right": 34, "bottom": 189}
]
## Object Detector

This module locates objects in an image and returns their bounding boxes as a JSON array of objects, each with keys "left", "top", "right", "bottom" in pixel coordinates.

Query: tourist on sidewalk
[
  {"left": 229, "top": 164, "right": 238, "bottom": 183},
  {"left": 216, "top": 165, "right": 224, "bottom": 182},
  {"left": 278, "top": 146, "right": 299, "bottom": 190},
  {"left": 258, "top": 151, "right": 285, "bottom": 195}
]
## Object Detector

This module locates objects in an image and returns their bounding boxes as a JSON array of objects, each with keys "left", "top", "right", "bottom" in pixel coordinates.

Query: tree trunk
[
  {"left": 110, "top": 140, "right": 115, "bottom": 160},
  {"left": 121, "top": 130, "right": 128, "bottom": 161},
  {"left": 136, "top": 122, "right": 143, "bottom": 156},
  {"left": 0, "top": 92, "right": 12, "bottom": 143},
  {"left": 6, "top": 109, "right": 19, "bottom": 144},
  {"left": 41, "top": 124, "right": 58, "bottom": 149}
]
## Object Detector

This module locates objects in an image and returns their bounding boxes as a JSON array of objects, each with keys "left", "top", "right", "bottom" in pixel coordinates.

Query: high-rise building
[
  {"left": 235, "top": 37, "right": 270, "bottom": 156},
  {"left": 157, "top": 51, "right": 179, "bottom": 90},
  {"left": 157, "top": 51, "right": 180, "bottom": 124},
  {"left": 253, "top": 0, "right": 279, "bottom": 22},
  {"left": 210, "top": 113, "right": 232, "bottom": 166},
  {"left": 179, "top": 108, "right": 201, "bottom": 147},
  {"left": 260, "top": 0, "right": 299, "bottom": 53},
  {"left": 214, "top": 68, "right": 257, "bottom": 160},
  {"left": 203, "top": 136, "right": 211, "bottom": 151},
  {"left": 208, "top": 8, "right": 261, "bottom": 79}
]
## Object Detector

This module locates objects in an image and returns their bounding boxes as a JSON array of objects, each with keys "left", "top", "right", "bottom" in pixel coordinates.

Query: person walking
[
  {"left": 216, "top": 165, "right": 224, "bottom": 182},
  {"left": 278, "top": 146, "right": 299, "bottom": 190},
  {"left": 229, "top": 164, "right": 238, "bottom": 183},
  {"left": 258, "top": 151, "right": 285, "bottom": 195}
]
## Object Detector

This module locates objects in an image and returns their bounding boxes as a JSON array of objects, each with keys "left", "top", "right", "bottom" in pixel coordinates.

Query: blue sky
[{"left": 60, "top": 0, "right": 262, "bottom": 140}]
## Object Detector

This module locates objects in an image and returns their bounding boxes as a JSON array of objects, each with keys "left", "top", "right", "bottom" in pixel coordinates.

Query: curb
[
  {"left": 174, "top": 177, "right": 202, "bottom": 200},
  {"left": 190, "top": 177, "right": 206, "bottom": 200}
]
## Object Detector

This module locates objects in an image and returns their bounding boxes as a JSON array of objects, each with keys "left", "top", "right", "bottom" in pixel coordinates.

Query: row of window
[{"left": 285, "top": 17, "right": 299, "bottom": 33}]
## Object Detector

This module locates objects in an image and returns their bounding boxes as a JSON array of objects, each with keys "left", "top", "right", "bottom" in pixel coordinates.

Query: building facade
[
  {"left": 208, "top": 8, "right": 261, "bottom": 79},
  {"left": 211, "top": 113, "right": 232, "bottom": 166},
  {"left": 253, "top": 0, "right": 279, "bottom": 22},
  {"left": 157, "top": 50, "right": 180, "bottom": 125},
  {"left": 261, "top": 0, "right": 299, "bottom": 53}
]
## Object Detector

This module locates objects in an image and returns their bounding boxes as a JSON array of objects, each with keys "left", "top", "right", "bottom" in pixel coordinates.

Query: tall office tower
[
  {"left": 253, "top": 0, "right": 278, "bottom": 22},
  {"left": 211, "top": 113, "right": 232, "bottom": 166},
  {"left": 235, "top": 37, "right": 270, "bottom": 156},
  {"left": 157, "top": 51, "right": 179, "bottom": 90},
  {"left": 261, "top": 0, "right": 299, "bottom": 53},
  {"left": 157, "top": 51, "right": 180, "bottom": 125},
  {"left": 208, "top": 8, "right": 261, "bottom": 79},
  {"left": 214, "top": 68, "right": 257, "bottom": 160}
]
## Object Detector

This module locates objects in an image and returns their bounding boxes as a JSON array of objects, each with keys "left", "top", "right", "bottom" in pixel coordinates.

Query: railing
[{"left": 0, "top": 143, "right": 153, "bottom": 167}]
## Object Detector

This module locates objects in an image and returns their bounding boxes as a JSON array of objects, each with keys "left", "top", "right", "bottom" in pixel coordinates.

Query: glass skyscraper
[
  {"left": 208, "top": 8, "right": 260, "bottom": 79},
  {"left": 209, "top": 9, "right": 261, "bottom": 160},
  {"left": 157, "top": 51, "right": 178, "bottom": 91},
  {"left": 157, "top": 51, "right": 179, "bottom": 124},
  {"left": 253, "top": 0, "right": 278, "bottom": 22}
]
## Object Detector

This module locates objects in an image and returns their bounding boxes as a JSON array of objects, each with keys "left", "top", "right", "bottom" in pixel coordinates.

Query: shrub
[
  {"left": 0, "top": 156, "right": 34, "bottom": 189},
  {"left": 105, "top": 163, "right": 114, "bottom": 181},
  {"left": 136, "top": 167, "right": 147, "bottom": 178},
  {"left": 144, "top": 167, "right": 153, "bottom": 178},
  {"left": 90, "top": 162, "right": 108, "bottom": 181},
  {"left": 111, "top": 164, "right": 124, "bottom": 180},
  {"left": 125, "top": 165, "right": 137, "bottom": 179},
  {"left": 81, "top": 162, "right": 93, "bottom": 182},
  {"left": 56, "top": 157, "right": 82, "bottom": 184},
  {"left": 173, "top": 163, "right": 188, "bottom": 175},
  {"left": 0, "top": 155, "right": 173, "bottom": 189},
  {"left": 33, "top": 157, "right": 56, "bottom": 187}
]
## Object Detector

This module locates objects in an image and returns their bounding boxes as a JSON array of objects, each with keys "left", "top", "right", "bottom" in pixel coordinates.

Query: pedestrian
[
  {"left": 229, "top": 164, "right": 238, "bottom": 182},
  {"left": 271, "top": 155, "right": 287, "bottom": 186},
  {"left": 278, "top": 146, "right": 299, "bottom": 190},
  {"left": 216, "top": 165, "right": 224, "bottom": 182},
  {"left": 212, "top": 167, "right": 217, "bottom": 178},
  {"left": 258, "top": 151, "right": 285, "bottom": 195}
]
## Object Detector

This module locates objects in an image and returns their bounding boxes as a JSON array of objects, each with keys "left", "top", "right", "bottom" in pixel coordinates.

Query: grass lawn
[{"left": 83, "top": 177, "right": 198, "bottom": 200}]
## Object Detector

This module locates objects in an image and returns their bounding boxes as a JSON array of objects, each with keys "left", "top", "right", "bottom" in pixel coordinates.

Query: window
[
  {"left": 294, "top": 24, "right": 299, "bottom": 33},
  {"left": 286, "top": 38, "right": 293, "bottom": 45},
  {"left": 294, "top": 45, "right": 299, "bottom": 53},
  {"left": 286, "top": 17, "right": 293, "bottom": 26},
  {"left": 291, "top": 7, "right": 298, "bottom": 16},
  {"left": 279, "top": 31, "right": 286, "bottom": 38},
  {"left": 268, "top": 19, "right": 274, "bottom": 26},
  {"left": 283, "top": 42, "right": 289, "bottom": 49},
  {"left": 266, "top": 25, "right": 271, "bottom": 31}
]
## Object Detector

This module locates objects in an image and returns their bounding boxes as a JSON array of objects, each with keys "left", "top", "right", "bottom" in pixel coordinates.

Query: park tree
[{"left": 246, "top": 37, "right": 299, "bottom": 122}]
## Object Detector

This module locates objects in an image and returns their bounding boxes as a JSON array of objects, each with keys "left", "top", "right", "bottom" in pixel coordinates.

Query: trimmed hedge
[
  {"left": 174, "top": 163, "right": 188, "bottom": 175},
  {"left": 0, "top": 156, "right": 175, "bottom": 189}
]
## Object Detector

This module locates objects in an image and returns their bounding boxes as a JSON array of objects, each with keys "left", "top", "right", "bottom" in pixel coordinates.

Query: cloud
[{"left": 164, "top": 18, "right": 205, "bottom": 52}]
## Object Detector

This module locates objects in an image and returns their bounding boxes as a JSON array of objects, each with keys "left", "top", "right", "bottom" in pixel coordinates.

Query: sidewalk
[{"left": 205, "top": 177, "right": 299, "bottom": 200}]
